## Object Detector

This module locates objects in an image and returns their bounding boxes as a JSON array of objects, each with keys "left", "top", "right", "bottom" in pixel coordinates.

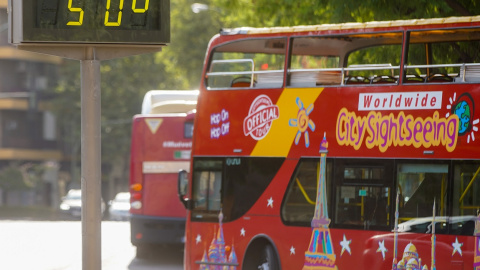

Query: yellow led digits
[
  {"left": 13, "top": 0, "right": 169, "bottom": 45},
  {"left": 66, "top": 0, "right": 84, "bottom": 26},
  {"left": 104, "top": 0, "right": 125, "bottom": 26},
  {"left": 132, "top": 0, "right": 149, "bottom": 13},
  {"left": 66, "top": 0, "right": 151, "bottom": 27}
]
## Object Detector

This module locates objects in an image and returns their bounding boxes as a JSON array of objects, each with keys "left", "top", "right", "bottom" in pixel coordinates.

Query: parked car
[
  {"left": 108, "top": 192, "right": 131, "bottom": 221},
  {"left": 397, "top": 215, "right": 476, "bottom": 235},
  {"left": 59, "top": 189, "right": 105, "bottom": 219}
]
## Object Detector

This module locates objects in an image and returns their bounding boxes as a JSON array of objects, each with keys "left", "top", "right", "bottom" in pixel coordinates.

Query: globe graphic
[{"left": 454, "top": 100, "right": 471, "bottom": 135}]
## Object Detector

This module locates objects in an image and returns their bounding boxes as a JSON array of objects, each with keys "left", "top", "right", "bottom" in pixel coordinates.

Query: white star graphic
[
  {"left": 267, "top": 197, "right": 274, "bottom": 208},
  {"left": 240, "top": 228, "right": 246, "bottom": 236},
  {"left": 290, "top": 246, "right": 295, "bottom": 255},
  {"left": 339, "top": 234, "right": 351, "bottom": 256},
  {"left": 376, "top": 240, "right": 388, "bottom": 260},
  {"left": 196, "top": 234, "right": 202, "bottom": 245},
  {"left": 452, "top": 237, "right": 463, "bottom": 256}
]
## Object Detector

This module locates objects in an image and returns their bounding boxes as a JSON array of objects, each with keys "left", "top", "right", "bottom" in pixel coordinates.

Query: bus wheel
[{"left": 244, "top": 243, "right": 279, "bottom": 270}]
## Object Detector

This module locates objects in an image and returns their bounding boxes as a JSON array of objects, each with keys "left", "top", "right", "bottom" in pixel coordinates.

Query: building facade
[{"left": 0, "top": 0, "right": 62, "bottom": 208}]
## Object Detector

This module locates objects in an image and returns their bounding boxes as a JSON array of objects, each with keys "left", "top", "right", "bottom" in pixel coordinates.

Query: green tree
[
  {"left": 52, "top": 0, "right": 221, "bottom": 192},
  {"left": 52, "top": 0, "right": 480, "bottom": 195},
  {"left": 216, "top": 0, "right": 480, "bottom": 27}
]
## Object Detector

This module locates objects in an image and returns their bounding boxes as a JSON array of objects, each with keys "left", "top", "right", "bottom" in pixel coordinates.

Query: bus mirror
[{"left": 178, "top": 170, "right": 191, "bottom": 209}]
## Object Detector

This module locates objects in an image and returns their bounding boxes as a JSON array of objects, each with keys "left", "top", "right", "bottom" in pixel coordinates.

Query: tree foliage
[
  {"left": 52, "top": 0, "right": 480, "bottom": 186},
  {"left": 52, "top": 0, "right": 221, "bottom": 185},
  {"left": 216, "top": 0, "right": 480, "bottom": 26}
]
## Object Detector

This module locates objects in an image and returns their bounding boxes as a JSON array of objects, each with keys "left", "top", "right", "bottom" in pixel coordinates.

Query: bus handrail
[
  {"left": 289, "top": 66, "right": 399, "bottom": 86},
  {"left": 459, "top": 165, "right": 480, "bottom": 203},
  {"left": 206, "top": 69, "right": 284, "bottom": 76},
  {"left": 288, "top": 65, "right": 400, "bottom": 73},
  {"left": 209, "top": 59, "right": 255, "bottom": 87},
  {"left": 295, "top": 178, "right": 315, "bottom": 205},
  {"left": 208, "top": 61, "right": 480, "bottom": 88},
  {"left": 405, "top": 63, "right": 480, "bottom": 82}
]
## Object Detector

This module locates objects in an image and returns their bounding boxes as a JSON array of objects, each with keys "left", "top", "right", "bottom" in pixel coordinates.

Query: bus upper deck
[{"left": 205, "top": 16, "right": 480, "bottom": 90}]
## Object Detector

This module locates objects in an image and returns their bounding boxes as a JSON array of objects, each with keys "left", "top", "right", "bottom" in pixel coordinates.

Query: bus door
[{"left": 333, "top": 159, "right": 394, "bottom": 231}]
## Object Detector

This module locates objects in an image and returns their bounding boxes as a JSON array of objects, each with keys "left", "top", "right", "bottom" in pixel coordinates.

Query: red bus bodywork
[
  {"left": 182, "top": 16, "right": 480, "bottom": 270},
  {"left": 130, "top": 111, "right": 194, "bottom": 253}
]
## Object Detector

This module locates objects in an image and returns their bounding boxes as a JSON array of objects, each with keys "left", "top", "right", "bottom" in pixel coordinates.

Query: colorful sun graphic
[
  {"left": 289, "top": 97, "right": 315, "bottom": 147},
  {"left": 446, "top": 92, "right": 479, "bottom": 143}
]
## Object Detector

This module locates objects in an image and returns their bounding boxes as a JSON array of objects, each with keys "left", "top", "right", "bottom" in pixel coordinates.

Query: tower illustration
[{"left": 303, "top": 133, "right": 337, "bottom": 270}]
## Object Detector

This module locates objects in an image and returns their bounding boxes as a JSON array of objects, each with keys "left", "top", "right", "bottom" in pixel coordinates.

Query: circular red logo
[{"left": 243, "top": 95, "right": 279, "bottom": 140}]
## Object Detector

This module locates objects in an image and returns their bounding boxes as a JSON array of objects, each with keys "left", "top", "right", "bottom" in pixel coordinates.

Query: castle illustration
[
  {"left": 393, "top": 243, "right": 429, "bottom": 270},
  {"left": 392, "top": 199, "right": 437, "bottom": 270},
  {"left": 199, "top": 211, "right": 238, "bottom": 270}
]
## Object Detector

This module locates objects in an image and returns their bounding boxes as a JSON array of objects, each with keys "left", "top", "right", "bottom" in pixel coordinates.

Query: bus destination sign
[{"left": 9, "top": 0, "right": 170, "bottom": 45}]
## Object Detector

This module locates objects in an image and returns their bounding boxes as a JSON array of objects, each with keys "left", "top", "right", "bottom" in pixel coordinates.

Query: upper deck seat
[
  {"left": 427, "top": 73, "right": 453, "bottom": 83},
  {"left": 231, "top": 76, "right": 253, "bottom": 87},
  {"left": 345, "top": 76, "right": 370, "bottom": 84}
]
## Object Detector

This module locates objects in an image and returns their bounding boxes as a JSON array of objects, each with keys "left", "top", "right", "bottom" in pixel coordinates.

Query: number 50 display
[
  {"left": 9, "top": 0, "right": 170, "bottom": 45},
  {"left": 67, "top": 0, "right": 150, "bottom": 27}
]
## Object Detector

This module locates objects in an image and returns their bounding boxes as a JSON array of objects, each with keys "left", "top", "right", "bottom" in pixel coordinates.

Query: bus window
[
  {"left": 406, "top": 29, "right": 480, "bottom": 83},
  {"left": 282, "top": 158, "right": 332, "bottom": 226},
  {"left": 333, "top": 159, "right": 392, "bottom": 230},
  {"left": 396, "top": 163, "right": 448, "bottom": 234},
  {"left": 192, "top": 160, "right": 223, "bottom": 212},
  {"left": 451, "top": 162, "right": 480, "bottom": 236},
  {"left": 184, "top": 121, "right": 194, "bottom": 139},
  {"left": 206, "top": 38, "right": 286, "bottom": 89},
  {"left": 346, "top": 44, "right": 402, "bottom": 84},
  {"left": 289, "top": 33, "right": 402, "bottom": 87},
  {"left": 289, "top": 36, "right": 342, "bottom": 87},
  {"left": 222, "top": 157, "right": 284, "bottom": 221},
  {"left": 191, "top": 157, "right": 284, "bottom": 222}
]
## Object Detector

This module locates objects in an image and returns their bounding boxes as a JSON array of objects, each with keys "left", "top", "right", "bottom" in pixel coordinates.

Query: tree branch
[{"left": 445, "top": 0, "right": 471, "bottom": 16}]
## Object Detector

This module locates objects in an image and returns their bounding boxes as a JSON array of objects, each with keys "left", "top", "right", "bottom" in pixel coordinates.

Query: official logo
[{"left": 243, "top": 95, "right": 279, "bottom": 140}]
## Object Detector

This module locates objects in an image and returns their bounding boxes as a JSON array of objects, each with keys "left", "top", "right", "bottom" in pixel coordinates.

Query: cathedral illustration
[
  {"left": 392, "top": 199, "right": 437, "bottom": 270},
  {"left": 392, "top": 243, "right": 430, "bottom": 270},
  {"left": 199, "top": 211, "right": 238, "bottom": 270}
]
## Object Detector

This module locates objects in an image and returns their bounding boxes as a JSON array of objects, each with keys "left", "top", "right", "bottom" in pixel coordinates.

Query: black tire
[{"left": 245, "top": 244, "right": 279, "bottom": 270}]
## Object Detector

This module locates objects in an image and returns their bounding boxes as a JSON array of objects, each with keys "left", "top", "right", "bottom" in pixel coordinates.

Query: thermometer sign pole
[{"left": 81, "top": 49, "right": 102, "bottom": 270}]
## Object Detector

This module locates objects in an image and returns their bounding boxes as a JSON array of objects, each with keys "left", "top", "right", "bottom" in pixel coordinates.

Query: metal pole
[{"left": 81, "top": 47, "right": 102, "bottom": 270}]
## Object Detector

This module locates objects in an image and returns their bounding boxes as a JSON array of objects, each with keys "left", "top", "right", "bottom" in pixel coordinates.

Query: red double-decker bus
[
  {"left": 178, "top": 16, "right": 480, "bottom": 269},
  {"left": 129, "top": 90, "right": 197, "bottom": 258}
]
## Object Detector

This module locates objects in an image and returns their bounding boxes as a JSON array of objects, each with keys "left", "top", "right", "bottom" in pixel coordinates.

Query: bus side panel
[
  {"left": 193, "top": 84, "right": 480, "bottom": 160},
  {"left": 184, "top": 155, "right": 476, "bottom": 269},
  {"left": 185, "top": 193, "right": 476, "bottom": 270},
  {"left": 130, "top": 115, "right": 190, "bottom": 247}
]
